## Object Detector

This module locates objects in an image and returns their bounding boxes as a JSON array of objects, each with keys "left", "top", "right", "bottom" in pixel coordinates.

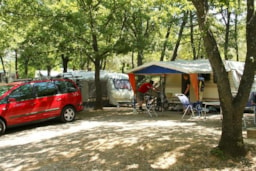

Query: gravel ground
[{"left": 0, "top": 107, "right": 255, "bottom": 171}]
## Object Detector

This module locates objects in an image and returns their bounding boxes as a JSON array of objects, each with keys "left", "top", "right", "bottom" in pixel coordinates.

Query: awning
[{"left": 127, "top": 59, "right": 213, "bottom": 101}]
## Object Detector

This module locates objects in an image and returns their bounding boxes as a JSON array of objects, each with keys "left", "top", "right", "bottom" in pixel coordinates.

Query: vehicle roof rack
[{"left": 12, "top": 78, "right": 34, "bottom": 82}]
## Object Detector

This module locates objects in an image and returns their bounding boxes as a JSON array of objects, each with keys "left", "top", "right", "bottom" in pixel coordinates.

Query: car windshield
[{"left": 0, "top": 85, "right": 14, "bottom": 96}]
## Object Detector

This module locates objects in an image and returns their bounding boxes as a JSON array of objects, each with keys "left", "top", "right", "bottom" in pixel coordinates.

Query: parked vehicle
[{"left": 0, "top": 78, "right": 84, "bottom": 135}]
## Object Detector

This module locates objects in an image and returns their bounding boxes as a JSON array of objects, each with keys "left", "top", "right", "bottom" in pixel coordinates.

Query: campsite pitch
[{"left": 0, "top": 107, "right": 255, "bottom": 171}]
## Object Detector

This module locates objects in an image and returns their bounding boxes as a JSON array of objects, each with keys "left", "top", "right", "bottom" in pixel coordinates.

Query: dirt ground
[{"left": 0, "top": 107, "right": 256, "bottom": 171}]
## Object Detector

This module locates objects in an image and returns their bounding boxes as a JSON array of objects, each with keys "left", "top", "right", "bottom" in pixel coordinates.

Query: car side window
[
  {"left": 55, "top": 80, "right": 77, "bottom": 93},
  {"left": 9, "top": 84, "right": 34, "bottom": 101},
  {"left": 0, "top": 97, "right": 8, "bottom": 104},
  {"left": 55, "top": 81, "right": 67, "bottom": 93},
  {"left": 66, "top": 81, "right": 77, "bottom": 92},
  {"left": 34, "top": 82, "right": 57, "bottom": 97}
]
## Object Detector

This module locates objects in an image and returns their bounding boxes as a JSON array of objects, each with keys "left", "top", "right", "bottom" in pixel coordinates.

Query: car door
[
  {"left": 5, "top": 84, "right": 36, "bottom": 126},
  {"left": 54, "top": 80, "right": 82, "bottom": 111},
  {"left": 33, "top": 81, "right": 60, "bottom": 119}
]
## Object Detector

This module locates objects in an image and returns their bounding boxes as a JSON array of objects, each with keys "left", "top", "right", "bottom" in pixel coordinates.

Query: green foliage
[
  {"left": 114, "top": 38, "right": 132, "bottom": 54},
  {"left": 0, "top": 0, "right": 249, "bottom": 77}
]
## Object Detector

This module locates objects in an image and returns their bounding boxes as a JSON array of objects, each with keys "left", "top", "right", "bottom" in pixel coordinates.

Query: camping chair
[
  {"left": 134, "top": 94, "right": 158, "bottom": 117},
  {"left": 175, "top": 93, "right": 207, "bottom": 119},
  {"left": 242, "top": 92, "right": 256, "bottom": 128},
  {"left": 145, "top": 95, "right": 158, "bottom": 117},
  {"left": 175, "top": 94, "right": 195, "bottom": 119}
]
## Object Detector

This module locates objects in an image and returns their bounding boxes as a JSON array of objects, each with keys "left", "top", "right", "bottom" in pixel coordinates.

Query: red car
[{"left": 0, "top": 78, "right": 84, "bottom": 135}]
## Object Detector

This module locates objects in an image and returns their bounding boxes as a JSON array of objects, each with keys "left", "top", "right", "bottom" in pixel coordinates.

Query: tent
[{"left": 127, "top": 59, "right": 247, "bottom": 102}]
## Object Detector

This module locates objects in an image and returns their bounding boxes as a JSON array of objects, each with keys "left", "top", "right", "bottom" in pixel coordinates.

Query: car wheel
[
  {"left": 60, "top": 106, "right": 76, "bottom": 123},
  {"left": 0, "top": 119, "right": 6, "bottom": 136}
]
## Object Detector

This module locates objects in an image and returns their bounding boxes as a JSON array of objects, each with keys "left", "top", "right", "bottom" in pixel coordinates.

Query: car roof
[{"left": 5, "top": 78, "right": 74, "bottom": 86}]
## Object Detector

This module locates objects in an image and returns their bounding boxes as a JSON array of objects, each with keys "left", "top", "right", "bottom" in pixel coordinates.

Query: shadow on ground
[{"left": 0, "top": 107, "right": 255, "bottom": 171}]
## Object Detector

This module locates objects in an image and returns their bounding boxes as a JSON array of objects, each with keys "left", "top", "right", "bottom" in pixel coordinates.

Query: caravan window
[{"left": 113, "top": 79, "right": 131, "bottom": 90}]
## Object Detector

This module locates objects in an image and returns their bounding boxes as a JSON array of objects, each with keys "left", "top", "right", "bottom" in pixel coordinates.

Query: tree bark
[
  {"left": 234, "top": 12, "right": 239, "bottom": 61},
  {"left": 94, "top": 56, "right": 103, "bottom": 110},
  {"left": 190, "top": 11, "right": 197, "bottom": 60},
  {"left": 0, "top": 55, "right": 7, "bottom": 83},
  {"left": 92, "top": 31, "right": 103, "bottom": 110},
  {"left": 46, "top": 65, "right": 52, "bottom": 77},
  {"left": 24, "top": 58, "right": 29, "bottom": 78},
  {"left": 137, "top": 49, "right": 144, "bottom": 83},
  {"left": 192, "top": 0, "right": 256, "bottom": 157},
  {"left": 223, "top": 7, "right": 231, "bottom": 60},
  {"left": 171, "top": 11, "right": 188, "bottom": 61},
  {"left": 15, "top": 49, "right": 19, "bottom": 79},
  {"left": 61, "top": 54, "right": 69, "bottom": 73},
  {"left": 160, "top": 20, "right": 172, "bottom": 61}
]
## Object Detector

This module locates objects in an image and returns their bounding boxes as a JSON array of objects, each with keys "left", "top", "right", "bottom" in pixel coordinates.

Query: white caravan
[{"left": 62, "top": 70, "right": 134, "bottom": 107}]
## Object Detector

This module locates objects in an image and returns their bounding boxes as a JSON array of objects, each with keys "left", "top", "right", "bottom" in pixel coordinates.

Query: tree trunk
[
  {"left": 15, "top": 50, "right": 19, "bottom": 79},
  {"left": 94, "top": 57, "right": 103, "bottom": 110},
  {"left": 219, "top": 106, "right": 245, "bottom": 156},
  {"left": 0, "top": 55, "right": 7, "bottom": 83},
  {"left": 46, "top": 65, "right": 52, "bottom": 77},
  {"left": 171, "top": 11, "right": 188, "bottom": 61},
  {"left": 102, "top": 58, "right": 106, "bottom": 70},
  {"left": 91, "top": 30, "right": 103, "bottom": 109},
  {"left": 131, "top": 51, "right": 135, "bottom": 69},
  {"left": 224, "top": 8, "right": 231, "bottom": 60},
  {"left": 121, "top": 62, "right": 125, "bottom": 73},
  {"left": 190, "top": 11, "right": 197, "bottom": 60},
  {"left": 160, "top": 20, "right": 172, "bottom": 61},
  {"left": 191, "top": 0, "right": 256, "bottom": 157},
  {"left": 24, "top": 58, "right": 29, "bottom": 78},
  {"left": 137, "top": 49, "right": 144, "bottom": 83},
  {"left": 137, "top": 48, "right": 143, "bottom": 66},
  {"left": 61, "top": 54, "right": 69, "bottom": 73},
  {"left": 234, "top": 12, "right": 239, "bottom": 61}
]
